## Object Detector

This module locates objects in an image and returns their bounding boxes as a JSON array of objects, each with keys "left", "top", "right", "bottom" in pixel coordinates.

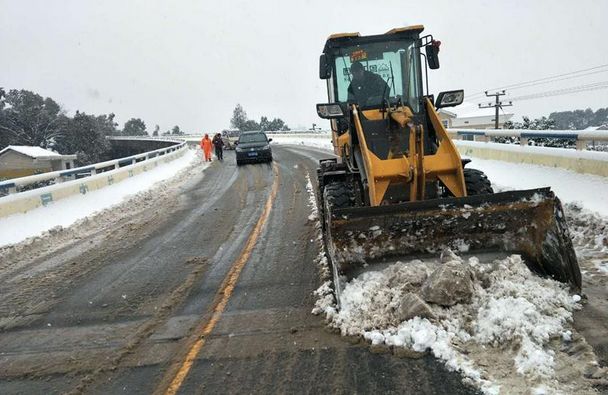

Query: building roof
[
  {"left": 0, "top": 145, "right": 76, "bottom": 160},
  {"left": 438, "top": 109, "right": 457, "bottom": 118}
]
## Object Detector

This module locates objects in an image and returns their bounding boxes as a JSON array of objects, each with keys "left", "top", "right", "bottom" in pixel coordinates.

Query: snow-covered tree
[
  {"left": 0, "top": 89, "right": 65, "bottom": 148},
  {"left": 230, "top": 104, "right": 248, "bottom": 130},
  {"left": 56, "top": 111, "right": 111, "bottom": 165},
  {"left": 122, "top": 118, "right": 147, "bottom": 136}
]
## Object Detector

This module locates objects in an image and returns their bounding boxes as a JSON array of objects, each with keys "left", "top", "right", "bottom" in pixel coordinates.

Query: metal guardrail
[
  {"left": 0, "top": 137, "right": 186, "bottom": 195},
  {"left": 447, "top": 128, "right": 608, "bottom": 150}
]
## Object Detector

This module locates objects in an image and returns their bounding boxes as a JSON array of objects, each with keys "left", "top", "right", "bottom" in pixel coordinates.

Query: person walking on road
[
  {"left": 201, "top": 133, "right": 213, "bottom": 162},
  {"left": 212, "top": 133, "right": 224, "bottom": 161}
]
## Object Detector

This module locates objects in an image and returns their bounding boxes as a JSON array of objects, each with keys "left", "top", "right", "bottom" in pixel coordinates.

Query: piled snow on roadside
[
  {"left": 305, "top": 172, "right": 336, "bottom": 316},
  {"left": 312, "top": 252, "right": 599, "bottom": 394}
]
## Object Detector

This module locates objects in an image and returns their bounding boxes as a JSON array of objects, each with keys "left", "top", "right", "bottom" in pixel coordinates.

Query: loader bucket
[{"left": 325, "top": 187, "right": 581, "bottom": 302}]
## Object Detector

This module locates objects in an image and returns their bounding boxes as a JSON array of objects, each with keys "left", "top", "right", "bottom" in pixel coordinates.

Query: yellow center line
[{"left": 161, "top": 163, "right": 280, "bottom": 395}]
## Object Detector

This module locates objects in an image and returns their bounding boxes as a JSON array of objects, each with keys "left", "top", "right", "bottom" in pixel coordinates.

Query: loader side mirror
[
  {"left": 316, "top": 103, "right": 344, "bottom": 119},
  {"left": 425, "top": 41, "right": 440, "bottom": 70},
  {"left": 435, "top": 90, "right": 464, "bottom": 108},
  {"left": 319, "top": 54, "right": 331, "bottom": 79}
]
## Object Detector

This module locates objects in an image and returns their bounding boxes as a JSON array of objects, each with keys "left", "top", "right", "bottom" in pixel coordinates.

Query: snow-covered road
[{"left": 2, "top": 136, "right": 608, "bottom": 394}]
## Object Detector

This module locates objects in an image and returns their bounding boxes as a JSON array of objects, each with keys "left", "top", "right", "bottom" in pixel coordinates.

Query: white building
[{"left": 438, "top": 103, "right": 513, "bottom": 129}]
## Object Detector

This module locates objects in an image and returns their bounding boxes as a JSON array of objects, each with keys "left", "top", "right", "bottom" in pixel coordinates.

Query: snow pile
[
  {"left": 566, "top": 203, "right": 608, "bottom": 257},
  {"left": 470, "top": 256, "right": 577, "bottom": 378},
  {"left": 312, "top": 252, "right": 598, "bottom": 394}
]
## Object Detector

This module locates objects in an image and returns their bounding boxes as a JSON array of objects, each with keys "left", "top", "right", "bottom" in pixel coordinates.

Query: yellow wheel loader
[{"left": 315, "top": 26, "right": 581, "bottom": 306}]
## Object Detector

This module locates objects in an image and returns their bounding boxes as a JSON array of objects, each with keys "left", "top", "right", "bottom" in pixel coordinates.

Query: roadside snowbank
[
  {"left": 313, "top": 253, "right": 599, "bottom": 395},
  {"left": 0, "top": 148, "right": 204, "bottom": 247}
]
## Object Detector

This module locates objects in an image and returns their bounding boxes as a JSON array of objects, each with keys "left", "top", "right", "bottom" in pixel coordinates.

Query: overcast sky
[{"left": 2, "top": 0, "right": 608, "bottom": 132}]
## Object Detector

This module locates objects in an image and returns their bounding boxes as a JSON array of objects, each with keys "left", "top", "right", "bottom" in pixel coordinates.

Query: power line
[
  {"left": 467, "top": 63, "right": 608, "bottom": 99},
  {"left": 505, "top": 81, "right": 608, "bottom": 102},
  {"left": 469, "top": 69, "right": 608, "bottom": 100}
]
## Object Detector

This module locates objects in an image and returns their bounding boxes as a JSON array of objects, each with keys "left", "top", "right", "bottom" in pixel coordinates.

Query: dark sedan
[{"left": 235, "top": 132, "right": 273, "bottom": 165}]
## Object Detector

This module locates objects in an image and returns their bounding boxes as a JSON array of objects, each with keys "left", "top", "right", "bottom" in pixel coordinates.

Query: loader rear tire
[{"left": 464, "top": 168, "right": 493, "bottom": 195}]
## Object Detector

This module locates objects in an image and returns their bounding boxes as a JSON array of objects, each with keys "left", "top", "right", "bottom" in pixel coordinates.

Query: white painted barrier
[{"left": 454, "top": 140, "right": 608, "bottom": 177}]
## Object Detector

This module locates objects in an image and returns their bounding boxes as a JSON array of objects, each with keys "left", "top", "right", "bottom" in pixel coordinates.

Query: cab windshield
[{"left": 332, "top": 39, "right": 422, "bottom": 112}]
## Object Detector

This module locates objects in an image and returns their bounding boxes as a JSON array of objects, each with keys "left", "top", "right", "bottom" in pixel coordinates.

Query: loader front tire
[
  {"left": 464, "top": 168, "right": 493, "bottom": 195},
  {"left": 320, "top": 181, "right": 354, "bottom": 233},
  {"left": 323, "top": 181, "right": 355, "bottom": 211}
]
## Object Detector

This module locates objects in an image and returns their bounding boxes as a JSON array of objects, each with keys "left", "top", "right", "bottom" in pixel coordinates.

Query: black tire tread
[
  {"left": 324, "top": 181, "right": 355, "bottom": 210},
  {"left": 464, "top": 168, "right": 493, "bottom": 195}
]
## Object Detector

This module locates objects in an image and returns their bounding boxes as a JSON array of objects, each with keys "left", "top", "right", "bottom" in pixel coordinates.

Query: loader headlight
[{"left": 316, "top": 103, "right": 344, "bottom": 119}]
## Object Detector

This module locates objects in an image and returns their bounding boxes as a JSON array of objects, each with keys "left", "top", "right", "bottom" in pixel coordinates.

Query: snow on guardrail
[{"left": 448, "top": 128, "right": 608, "bottom": 151}]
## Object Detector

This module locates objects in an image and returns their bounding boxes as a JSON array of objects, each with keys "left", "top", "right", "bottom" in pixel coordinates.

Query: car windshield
[
  {"left": 239, "top": 133, "right": 267, "bottom": 143},
  {"left": 332, "top": 39, "right": 422, "bottom": 112}
]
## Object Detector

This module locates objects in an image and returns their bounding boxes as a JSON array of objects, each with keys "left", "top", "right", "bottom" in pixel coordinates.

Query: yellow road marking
[{"left": 161, "top": 163, "right": 280, "bottom": 395}]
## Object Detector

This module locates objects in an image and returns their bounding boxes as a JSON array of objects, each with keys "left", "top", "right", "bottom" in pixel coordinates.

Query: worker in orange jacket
[{"left": 201, "top": 134, "right": 212, "bottom": 162}]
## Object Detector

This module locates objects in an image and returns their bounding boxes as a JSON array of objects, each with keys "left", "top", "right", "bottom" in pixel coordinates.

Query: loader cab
[{"left": 319, "top": 26, "right": 425, "bottom": 114}]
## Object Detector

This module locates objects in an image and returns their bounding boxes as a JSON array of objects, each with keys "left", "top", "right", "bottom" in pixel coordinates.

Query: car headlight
[
  {"left": 235, "top": 146, "right": 243, "bottom": 152},
  {"left": 262, "top": 144, "right": 270, "bottom": 150}
]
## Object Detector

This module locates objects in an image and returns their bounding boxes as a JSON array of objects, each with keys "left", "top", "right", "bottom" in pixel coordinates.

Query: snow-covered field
[
  {"left": 0, "top": 148, "right": 205, "bottom": 247},
  {"left": 463, "top": 157, "right": 608, "bottom": 217},
  {"left": 298, "top": 135, "right": 608, "bottom": 394},
  {"left": 270, "top": 133, "right": 333, "bottom": 151}
]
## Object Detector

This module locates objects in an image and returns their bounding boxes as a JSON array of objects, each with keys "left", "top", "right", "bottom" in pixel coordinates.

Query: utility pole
[{"left": 478, "top": 90, "right": 513, "bottom": 129}]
